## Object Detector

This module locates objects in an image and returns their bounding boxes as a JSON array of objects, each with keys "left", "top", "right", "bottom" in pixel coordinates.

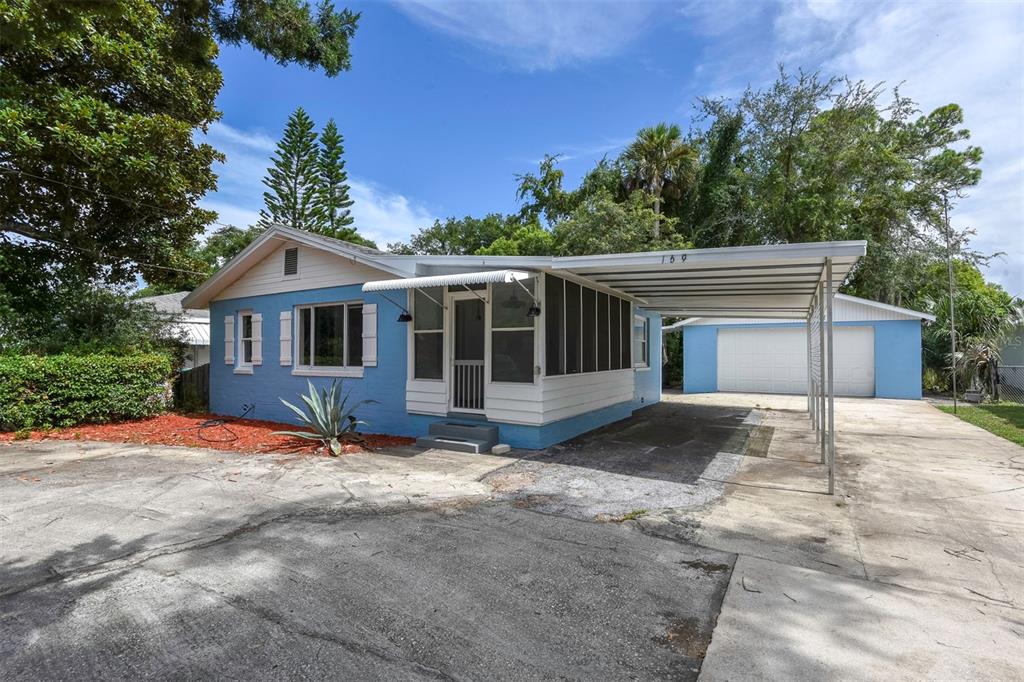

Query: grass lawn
[{"left": 938, "top": 403, "right": 1024, "bottom": 447}]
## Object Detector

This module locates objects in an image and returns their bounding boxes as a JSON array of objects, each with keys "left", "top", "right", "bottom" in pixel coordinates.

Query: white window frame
[
  {"left": 292, "top": 301, "right": 364, "bottom": 378},
  {"left": 235, "top": 310, "right": 254, "bottom": 375},
  {"left": 411, "top": 287, "right": 445, "bottom": 382},
  {"left": 489, "top": 280, "right": 537, "bottom": 385},
  {"left": 634, "top": 314, "right": 650, "bottom": 370}
]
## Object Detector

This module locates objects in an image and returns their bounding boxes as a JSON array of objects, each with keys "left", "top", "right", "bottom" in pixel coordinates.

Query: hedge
[{"left": 0, "top": 353, "right": 173, "bottom": 430}]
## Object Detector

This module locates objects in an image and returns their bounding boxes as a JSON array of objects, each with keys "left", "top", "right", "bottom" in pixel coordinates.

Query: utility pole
[{"left": 943, "top": 193, "right": 958, "bottom": 414}]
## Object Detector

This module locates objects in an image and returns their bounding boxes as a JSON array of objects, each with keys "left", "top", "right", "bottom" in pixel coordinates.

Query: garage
[
  {"left": 717, "top": 325, "right": 875, "bottom": 396},
  {"left": 672, "top": 294, "right": 934, "bottom": 400}
]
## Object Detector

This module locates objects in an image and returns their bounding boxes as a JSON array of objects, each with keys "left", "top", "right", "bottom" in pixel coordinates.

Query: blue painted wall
[
  {"left": 872, "top": 320, "right": 923, "bottom": 399},
  {"left": 210, "top": 287, "right": 663, "bottom": 449},
  {"left": 682, "top": 326, "right": 718, "bottom": 393},
  {"left": 633, "top": 310, "right": 663, "bottom": 410},
  {"left": 680, "top": 319, "right": 923, "bottom": 399}
]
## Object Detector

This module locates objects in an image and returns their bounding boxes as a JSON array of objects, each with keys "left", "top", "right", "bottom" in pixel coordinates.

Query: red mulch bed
[{"left": 0, "top": 413, "right": 414, "bottom": 456}]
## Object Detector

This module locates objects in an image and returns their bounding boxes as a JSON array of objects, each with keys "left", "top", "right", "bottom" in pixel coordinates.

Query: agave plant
[{"left": 273, "top": 380, "right": 377, "bottom": 456}]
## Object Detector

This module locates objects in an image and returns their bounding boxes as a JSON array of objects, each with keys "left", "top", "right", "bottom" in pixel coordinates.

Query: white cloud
[
  {"left": 197, "top": 122, "right": 437, "bottom": 246},
  {"left": 395, "top": 0, "right": 657, "bottom": 70},
  {"left": 348, "top": 179, "right": 437, "bottom": 246},
  {"left": 206, "top": 121, "right": 278, "bottom": 154},
  {"left": 687, "top": 0, "right": 1024, "bottom": 294}
]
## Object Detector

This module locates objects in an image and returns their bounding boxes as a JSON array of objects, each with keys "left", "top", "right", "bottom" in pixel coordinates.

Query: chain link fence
[{"left": 996, "top": 365, "right": 1024, "bottom": 404}]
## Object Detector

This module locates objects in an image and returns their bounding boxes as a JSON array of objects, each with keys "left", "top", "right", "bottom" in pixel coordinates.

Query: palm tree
[{"left": 621, "top": 123, "right": 697, "bottom": 239}]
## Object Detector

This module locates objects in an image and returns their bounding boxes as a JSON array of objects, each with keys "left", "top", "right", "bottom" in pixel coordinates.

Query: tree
[
  {"left": 621, "top": 123, "right": 697, "bottom": 239},
  {"left": 515, "top": 155, "right": 575, "bottom": 227},
  {"left": 260, "top": 107, "right": 323, "bottom": 231},
  {"left": 553, "top": 190, "right": 689, "bottom": 256},
  {"left": 476, "top": 221, "right": 555, "bottom": 256},
  {"left": 1, "top": 0, "right": 360, "bottom": 313},
  {"left": 388, "top": 214, "right": 520, "bottom": 255},
  {"left": 315, "top": 119, "right": 357, "bottom": 236}
]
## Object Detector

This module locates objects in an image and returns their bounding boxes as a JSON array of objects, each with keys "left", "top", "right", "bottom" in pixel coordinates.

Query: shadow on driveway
[{"left": 486, "top": 402, "right": 762, "bottom": 518}]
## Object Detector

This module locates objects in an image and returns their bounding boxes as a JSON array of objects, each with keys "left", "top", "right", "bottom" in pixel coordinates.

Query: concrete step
[
  {"left": 415, "top": 435, "right": 494, "bottom": 454},
  {"left": 428, "top": 421, "right": 499, "bottom": 444}
]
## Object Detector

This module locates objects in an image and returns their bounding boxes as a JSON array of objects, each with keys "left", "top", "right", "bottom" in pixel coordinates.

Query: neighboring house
[
  {"left": 181, "top": 224, "right": 867, "bottom": 450},
  {"left": 665, "top": 295, "right": 935, "bottom": 399},
  {"left": 137, "top": 291, "right": 211, "bottom": 368}
]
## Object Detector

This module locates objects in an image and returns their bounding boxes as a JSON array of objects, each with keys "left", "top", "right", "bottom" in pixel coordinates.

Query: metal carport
[{"left": 552, "top": 240, "right": 867, "bottom": 494}]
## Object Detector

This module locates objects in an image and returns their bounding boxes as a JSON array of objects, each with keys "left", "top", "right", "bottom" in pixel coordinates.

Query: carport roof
[
  {"left": 553, "top": 240, "right": 866, "bottom": 319},
  {"left": 183, "top": 225, "right": 865, "bottom": 319}
]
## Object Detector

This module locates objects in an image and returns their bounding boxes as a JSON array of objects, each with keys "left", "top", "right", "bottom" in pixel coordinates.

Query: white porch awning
[{"left": 362, "top": 269, "right": 532, "bottom": 292}]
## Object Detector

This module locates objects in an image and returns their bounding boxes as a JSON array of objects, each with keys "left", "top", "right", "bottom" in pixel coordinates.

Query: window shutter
[
  {"left": 279, "top": 310, "right": 292, "bottom": 366},
  {"left": 224, "top": 315, "right": 235, "bottom": 364},
  {"left": 251, "top": 313, "right": 263, "bottom": 365},
  {"left": 362, "top": 303, "right": 377, "bottom": 367}
]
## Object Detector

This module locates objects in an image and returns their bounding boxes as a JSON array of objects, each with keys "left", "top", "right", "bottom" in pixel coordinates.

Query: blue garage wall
[
  {"left": 872, "top": 320, "right": 923, "bottom": 399},
  {"left": 682, "top": 326, "right": 718, "bottom": 393},
  {"left": 210, "top": 288, "right": 664, "bottom": 449},
  {"left": 680, "top": 319, "right": 923, "bottom": 399}
]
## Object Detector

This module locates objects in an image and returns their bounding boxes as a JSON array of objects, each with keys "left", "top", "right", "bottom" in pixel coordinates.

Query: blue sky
[{"left": 202, "top": 0, "right": 1023, "bottom": 295}]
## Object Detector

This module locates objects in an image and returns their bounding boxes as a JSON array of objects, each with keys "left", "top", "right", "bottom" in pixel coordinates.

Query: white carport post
[{"left": 825, "top": 258, "right": 836, "bottom": 495}]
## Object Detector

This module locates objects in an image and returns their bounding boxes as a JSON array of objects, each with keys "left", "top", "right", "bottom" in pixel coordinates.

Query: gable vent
[{"left": 283, "top": 247, "right": 298, "bottom": 276}]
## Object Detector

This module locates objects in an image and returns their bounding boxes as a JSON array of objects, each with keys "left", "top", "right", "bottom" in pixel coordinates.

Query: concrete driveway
[{"left": 2, "top": 394, "right": 1022, "bottom": 680}]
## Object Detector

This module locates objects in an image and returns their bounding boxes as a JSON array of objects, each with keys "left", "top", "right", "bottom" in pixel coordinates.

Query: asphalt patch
[{"left": 0, "top": 503, "right": 735, "bottom": 681}]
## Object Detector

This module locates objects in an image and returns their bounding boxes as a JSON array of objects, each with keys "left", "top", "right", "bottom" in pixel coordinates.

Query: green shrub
[{"left": 0, "top": 353, "right": 173, "bottom": 430}]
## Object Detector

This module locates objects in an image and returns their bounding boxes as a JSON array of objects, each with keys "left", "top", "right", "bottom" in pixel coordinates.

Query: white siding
[
  {"left": 406, "top": 379, "right": 447, "bottom": 415},
  {"left": 213, "top": 242, "right": 391, "bottom": 301},
  {"left": 539, "top": 370, "right": 634, "bottom": 424}
]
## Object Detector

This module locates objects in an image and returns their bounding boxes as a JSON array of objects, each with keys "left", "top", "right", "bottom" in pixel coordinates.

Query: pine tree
[
  {"left": 316, "top": 119, "right": 355, "bottom": 233},
  {"left": 314, "top": 118, "right": 377, "bottom": 247},
  {"left": 260, "top": 107, "right": 323, "bottom": 231}
]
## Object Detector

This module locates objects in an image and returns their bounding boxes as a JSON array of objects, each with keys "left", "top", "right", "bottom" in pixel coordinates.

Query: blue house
[
  {"left": 667, "top": 295, "right": 934, "bottom": 399},
  {"left": 182, "top": 225, "right": 869, "bottom": 450}
]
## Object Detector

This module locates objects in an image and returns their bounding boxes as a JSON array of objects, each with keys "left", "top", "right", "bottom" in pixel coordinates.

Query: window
[
  {"left": 609, "top": 296, "right": 621, "bottom": 370},
  {"left": 633, "top": 315, "right": 650, "bottom": 367},
  {"left": 544, "top": 274, "right": 633, "bottom": 377},
  {"left": 564, "top": 280, "right": 582, "bottom": 374},
  {"left": 239, "top": 312, "right": 254, "bottom": 366},
  {"left": 295, "top": 302, "right": 362, "bottom": 369},
  {"left": 582, "top": 287, "right": 597, "bottom": 373},
  {"left": 597, "top": 292, "right": 609, "bottom": 372},
  {"left": 413, "top": 287, "right": 443, "bottom": 380},
  {"left": 620, "top": 299, "right": 631, "bottom": 369},
  {"left": 491, "top": 280, "right": 535, "bottom": 383},
  {"left": 283, "top": 247, "right": 298, "bottom": 276},
  {"left": 545, "top": 274, "right": 564, "bottom": 376}
]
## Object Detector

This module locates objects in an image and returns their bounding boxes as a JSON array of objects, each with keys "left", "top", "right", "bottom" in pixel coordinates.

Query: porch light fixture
[
  {"left": 397, "top": 311, "right": 413, "bottom": 323},
  {"left": 526, "top": 304, "right": 541, "bottom": 318}
]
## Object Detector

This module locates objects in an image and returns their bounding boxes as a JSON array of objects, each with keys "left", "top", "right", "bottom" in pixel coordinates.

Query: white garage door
[{"left": 716, "top": 326, "right": 875, "bottom": 397}]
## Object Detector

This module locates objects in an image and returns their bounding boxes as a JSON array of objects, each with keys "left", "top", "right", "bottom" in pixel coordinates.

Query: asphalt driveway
[
  {"left": 2, "top": 394, "right": 1022, "bottom": 680},
  {"left": 0, "top": 437, "right": 732, "bottom": 681}
]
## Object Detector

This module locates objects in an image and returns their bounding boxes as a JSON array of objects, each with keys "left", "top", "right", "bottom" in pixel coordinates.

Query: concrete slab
[{"left": 700, "top": 555, "right": 1023, "bottom": 681}]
